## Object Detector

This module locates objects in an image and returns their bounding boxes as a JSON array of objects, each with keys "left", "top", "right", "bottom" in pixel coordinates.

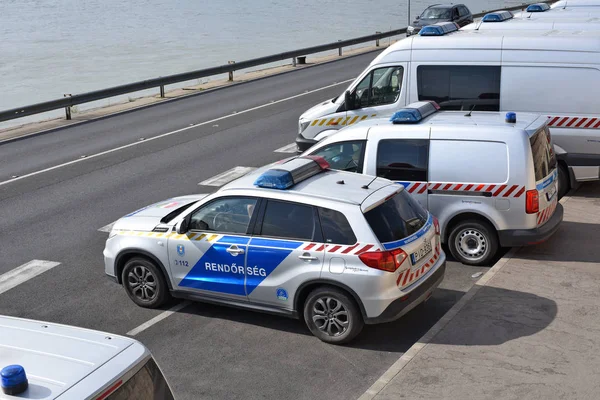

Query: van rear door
[{"left": 530, "top": 126, "right": 559, "bottom": 226}]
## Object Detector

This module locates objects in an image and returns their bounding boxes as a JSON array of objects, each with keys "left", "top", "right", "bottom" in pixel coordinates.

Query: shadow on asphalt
[
  {"left": 429, "top": 286, "right": 557, "bottom": 347},
  {"left": 570, "top": 182, "right": 600, "bottom": 199}
]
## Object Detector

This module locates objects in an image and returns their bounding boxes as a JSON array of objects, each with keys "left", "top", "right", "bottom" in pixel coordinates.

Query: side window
[
  {"left": 260, "top": 200, "right": 316, "bottom": 241},
  {"left": 461, "top": 6, "right": 470, "bottom": 17},
  {"left": 318, "top": 208, "right": 357, "bottom": 245},
  {"left": 417, "top": 65, "right": 501, "bottom": 111},
  {"left": 189, "top": 197, "right": 257, "bottom": 234},
  {"left": 452, "top": 7, "right": 459, "bottom": 19},
  {"left": 353, "top": 66, "right": 404, "bottom": 108},
  {"left": 309, "top": 140, "right": 365, "bottom": 173},
  {"left": 376, "top": 139, "right": 429, "bottom": 181}
]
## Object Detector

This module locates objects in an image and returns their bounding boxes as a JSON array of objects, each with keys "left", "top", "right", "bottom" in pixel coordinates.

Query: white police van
[
  {"left": 104, "top": 156, "right": 446, "bottom": 344},
  {"left": 302, "top": 102, "right": 563, "bottom": 266},
  {"left": 0, "top": 315, "right": 174, "bottom": 399},
  {"left": 461, "top": 9, "right": 600, "bottom": 30},
  {"left": 296, "top": 21, "right": 600, "bottom": 199},
  {"left": 551, "top": 0, "right": 600, "bottom": 8},
  {"left": 514, "top": 2, "right": 600, "bottom": 17}
]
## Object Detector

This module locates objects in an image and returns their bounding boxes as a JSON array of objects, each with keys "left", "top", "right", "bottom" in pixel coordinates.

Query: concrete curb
[{"left": 358, "top": 188, "right": 577, "bottom": 400}]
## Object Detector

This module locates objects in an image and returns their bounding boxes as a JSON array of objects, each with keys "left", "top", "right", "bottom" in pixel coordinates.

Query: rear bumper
[
  {"left": 365, "top": 257, "right": 446, "bottom": 325},
  {"left": 295, "top": 133, "right": 317, "bottom": 153},
  {"left": 498, "top": 203, "right": 564, "bottom": 247}
]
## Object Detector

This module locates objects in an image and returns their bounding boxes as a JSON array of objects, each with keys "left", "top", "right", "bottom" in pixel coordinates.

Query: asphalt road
[{"left": 0, "top": 51, "right": 492, "bottom": 400}]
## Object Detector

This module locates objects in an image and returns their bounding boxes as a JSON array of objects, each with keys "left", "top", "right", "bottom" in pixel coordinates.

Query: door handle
[
  {"left": 226, "top": 245, "right": 245, "bottom": 255},
  {"left": 299, "top": 253, "right": 318, "bottom": 261}
]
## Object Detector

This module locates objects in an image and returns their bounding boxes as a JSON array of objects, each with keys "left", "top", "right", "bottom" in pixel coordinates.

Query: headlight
[
  {"left": 299, "top": 120, "right": 310, "bottom": 134},
  {"left": 407, "top": 26, "right": 414, "bottom": 32}
]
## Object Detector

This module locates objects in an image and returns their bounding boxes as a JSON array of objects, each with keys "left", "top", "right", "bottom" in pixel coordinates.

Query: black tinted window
[
  {"left": 530, "top": 127, "right": 557, "bottom": 181},
  {"left": 318, "top": 208, "right": 356, "bottom": 245},
  {"left": 417, "top": 65, "right": 501, "bottom": 111},
  {"left": 261, "top": 200, "right": 315, "bottom": 241},
  {"left": 107, "top": 359, "right": 174, "bottom": 400},
  {"left": 376, "top": 139, "right": 429, "bottom": 181},
  {"left": 310, "top": 141, "right": 365, "bottom": 173},
  {"left": 365, "top": 191, "right": 428, "bottom": 243}
]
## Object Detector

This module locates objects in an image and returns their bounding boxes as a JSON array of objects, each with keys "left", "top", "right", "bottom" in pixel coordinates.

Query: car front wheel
[{"left": 122, "top": 257, "right": 170, "bottom": 308}]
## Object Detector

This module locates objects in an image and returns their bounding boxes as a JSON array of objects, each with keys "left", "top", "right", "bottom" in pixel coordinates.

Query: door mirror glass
[
  {"left": 176, "top": 217, "right": 189, "bottom": 234},
  {"left": 344, "top": 91, "right": 355, "bottom": 111}
]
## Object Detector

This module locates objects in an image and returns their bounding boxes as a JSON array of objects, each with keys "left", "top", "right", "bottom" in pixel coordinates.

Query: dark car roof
[{"left": 426, "top": 4, "right": 463, "bottom": 9}]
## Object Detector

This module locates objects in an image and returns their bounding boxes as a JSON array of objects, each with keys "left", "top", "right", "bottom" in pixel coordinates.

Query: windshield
[
  {"left": 106, "top": 358, "right": 174, "bottom": 400},
  {"left": 421, "top": 8, "right": 452, "bottom": 19},
  {"left": 364, "top": 190, "right": 428, "bottom": 243}
]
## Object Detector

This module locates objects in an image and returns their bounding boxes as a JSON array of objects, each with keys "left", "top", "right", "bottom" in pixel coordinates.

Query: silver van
[
  {"left": 0, "top": 315, "right": 174, "bottom": 399},
  {"left": 303, "top": 102, "right": 563, "bottom": 265}
]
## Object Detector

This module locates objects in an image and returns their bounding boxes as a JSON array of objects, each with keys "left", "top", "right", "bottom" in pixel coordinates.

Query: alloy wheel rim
[
  {"left": 127, "top": 265, "right": 157, "bottom": 301},
  {"left": 312, "top": 297, "right": 350, "bottom": 337}
]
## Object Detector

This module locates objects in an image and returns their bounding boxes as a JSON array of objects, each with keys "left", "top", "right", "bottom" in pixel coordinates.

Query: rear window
[
  {"left": 530, "top": 127, "right": 557, "bottom": 181},
  {"left": 364, "top": 190, "right": 428, "bottom": 243},
  {"left": 106, "top": 358, "right": 174, "bottom": 400}
]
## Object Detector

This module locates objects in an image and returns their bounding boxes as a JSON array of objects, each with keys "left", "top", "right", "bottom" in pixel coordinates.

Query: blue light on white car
[
  {"left": 482, "top": 10, "right": 514, "bottom": 22},
  {"left": 1, "top": 365, "right": 28, "bottom": 395},
  {"left": 254, "top": 156, "right": 330, "bottom": 189},
  {"left": 390, "top": 101, "right": 440, "bottom": 124},
  {"left": 418, "top": 22, "right": 459, "bottom": 36},
  {"left": 506, "top": 112, "right": 517, "bottom": 123},
  {"left": 526, "top": 3, "right": 551, "bottom": 12}
]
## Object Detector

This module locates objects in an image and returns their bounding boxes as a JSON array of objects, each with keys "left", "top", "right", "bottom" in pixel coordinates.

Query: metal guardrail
[{"left": 0, "top": 2, "right": 545, "bottom": 124}]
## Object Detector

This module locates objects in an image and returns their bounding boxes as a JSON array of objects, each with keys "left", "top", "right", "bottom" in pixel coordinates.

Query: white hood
[{"left": 299, "top": 98, "right": 339, "bottom": 121}]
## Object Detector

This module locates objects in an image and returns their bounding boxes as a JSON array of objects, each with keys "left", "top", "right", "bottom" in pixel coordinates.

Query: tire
[
  {"left": 557, "top": 164, "right": 570, "bottom": 200},
  {"left": 303, "top": 286, "right": 364, "bottom": 345},
  {"left": 448, "top": 220, "right": 499, "bottom": 266},
  {"left": 122, "top": 257, "right": 171, "bottom": 308}
]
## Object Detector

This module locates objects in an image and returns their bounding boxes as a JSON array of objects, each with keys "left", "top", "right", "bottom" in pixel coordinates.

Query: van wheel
[
  {"left": 448, "top": 220, "right": 498, "bottom": 266},
  {"left": 557, "top": 164, "right": 570, "bottom": 200},
  {"left": 303, "top": 287, "right": 364, "bottom": 345},
  {"left": 122, "top": 258, "right": 171, "bottom": 308}
]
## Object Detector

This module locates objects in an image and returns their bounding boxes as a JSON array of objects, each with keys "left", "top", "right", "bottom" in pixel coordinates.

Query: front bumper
[
  {"left": 365, "top": 257, "right": 446, "bottom": 325},
  {"left": 295, "top": 133, "right": 318, "bottom": 153},
  {"left": 498, "top": 203, "right": 564, "bottom": 247}
]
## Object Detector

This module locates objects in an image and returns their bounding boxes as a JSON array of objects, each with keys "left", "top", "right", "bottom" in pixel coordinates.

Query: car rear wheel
[
  {"left": 303, "top": 287, "right": 364, "bottom": 345},
  {"left": 122, "top": 257, "right": 171, "bottom": 308},
  {"left": 448, "top": 220, "right": 498, "bottom": 266},
  {"left": 558, "top": 164, "right": 570, "bottom": 200}
]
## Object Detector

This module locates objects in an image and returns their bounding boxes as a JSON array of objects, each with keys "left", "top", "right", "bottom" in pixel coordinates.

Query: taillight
[
  {"left": 433, "top": 216, "right": 440, "bottom": 235},
  {"left": 526, "top": 189, "right": 539, "bottom": 214},
  {"left": 359, "top": 248, "right": 408, "bottom": 272}
]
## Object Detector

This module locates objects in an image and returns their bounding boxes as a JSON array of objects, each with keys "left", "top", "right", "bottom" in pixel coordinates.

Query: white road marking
[
  {"left": 0, "top": 78, "right": 354, "bottom": 187},
  {"left": 127, "top": 300, "right": 191, "bottom": 336},
  {"left": 98, "top": 221, "right": 116, "bottom": 233},
  {"left": 274, "top": 143, "right": 298, "bottom": 153},
  {"left": 198, "top": 166, "right": 256, "bottom": 187},
  {"left": 0, "top": 260, "right": 61, "bottom": 296}
]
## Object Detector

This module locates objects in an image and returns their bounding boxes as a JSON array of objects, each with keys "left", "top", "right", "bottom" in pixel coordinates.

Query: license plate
[
  {"left": 546, "top": 185, "right": 557, "bottom": 201},
  {"left": 410, "top": 240, "right": 432, "bottom": 265}
]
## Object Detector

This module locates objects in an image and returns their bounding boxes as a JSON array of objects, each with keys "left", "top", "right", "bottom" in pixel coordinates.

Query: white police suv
[{"left": 104, "top": 156, "right": 446, "bottom": 344}]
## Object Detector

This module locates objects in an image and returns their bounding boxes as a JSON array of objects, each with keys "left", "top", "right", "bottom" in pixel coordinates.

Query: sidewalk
[{"left": 366, "top": 182, "right": 600, "bottom": 400}]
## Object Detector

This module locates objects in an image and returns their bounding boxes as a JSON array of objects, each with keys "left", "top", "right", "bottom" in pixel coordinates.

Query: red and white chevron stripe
[
  {"left": 537, "top": 198, "right": 558, "bottom": 226},
  {"left": 548, "top": 116, "right": 600, "bottom": 129},
  {"left": 404, "top": 182, "right": 429, "bottom": 194},
  {"left": 300, "top": 242, "right": 379, "bottom": 254},
  {"left": 428, "top": 182, "right": 525, "bottom": 198},
  {"left": 396, "top": 244, "right": 441, "bottom": 289}
]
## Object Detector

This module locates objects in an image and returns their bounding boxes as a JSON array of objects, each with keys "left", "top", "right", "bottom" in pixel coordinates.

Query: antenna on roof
[
  {"left": 464, "top": 104, "right": 476, "bottom": 117},
  {"left": 361, "top": 176, "right": 378, "bottom": 190},
  {"left": 563, "top": 1, "right": 568, "bottom": 9},
  {"left": 527, "top": 12, "right": 533, "bottom": 18},
  {"left": 474, "top": 18, "right": 484, "bottom": 30}
]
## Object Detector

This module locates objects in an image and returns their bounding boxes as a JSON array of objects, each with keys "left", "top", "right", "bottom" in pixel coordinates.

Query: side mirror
[
  {"left": 176, "top": 217, "right": 189, "bottom": 234},
  {"left": 344, "top": 91, "right": 355, "bottom": 111},
  {"left": 415, "top": 15, "right": 420, "bottom": 20}
]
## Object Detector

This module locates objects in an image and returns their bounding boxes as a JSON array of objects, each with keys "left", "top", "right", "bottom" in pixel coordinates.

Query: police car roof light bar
[
  {"left": 526, "top": 3, "right": 551, "bottom": 12},
  {"left": 390, "top": 101, "right": 439, "bottom": 124},
  {"left": 418, "top": 21, "right": 460, "bottom": 36},
  {"left": 482, "top": 10, "right": 514, "bottom": 22},
  {"left": 254, "top": 156, "right": 329, "bottom": 190}
]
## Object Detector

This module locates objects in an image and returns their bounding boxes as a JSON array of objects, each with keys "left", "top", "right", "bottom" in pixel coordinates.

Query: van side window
[
  {"left": 309, "top": 140, "right": 365, "bottom": 173},
  {"left": 417, "top": 66, "right": 501, "bottom": 111},
  {"left": 352, "top": 66, "right": 404, "bottom": 108},
  {"left": 376, "top": 139, "right": 429, "bottom": 181}
]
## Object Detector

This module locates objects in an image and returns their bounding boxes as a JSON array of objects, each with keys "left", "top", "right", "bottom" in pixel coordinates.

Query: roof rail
[{"left": 418, "top": 21, "right": 460, "bottom": 36}]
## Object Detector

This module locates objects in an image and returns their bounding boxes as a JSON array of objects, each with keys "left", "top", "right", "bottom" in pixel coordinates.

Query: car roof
[
  {"left": 0, "top": 315, "right": 137, "bottom": 399},
  {"left": 219, "top": 164, "right": 399, "bottom": 208},
  {"left": 426, "top": 4, "right": 455, "bottom": 9}
]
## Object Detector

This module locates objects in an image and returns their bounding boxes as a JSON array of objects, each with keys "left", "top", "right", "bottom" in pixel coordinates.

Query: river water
[{"left": 0, "top": 0, "right": 525, "bottom": 128}]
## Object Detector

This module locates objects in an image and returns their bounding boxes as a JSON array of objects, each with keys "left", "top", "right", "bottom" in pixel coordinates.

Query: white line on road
[
  {"left": 0, "top": 260, "right": 61, "bottom": 296},
  {"left": 127, "top": 300, "right": 191, "bottom": 336},
  {"left": 273, "top": 143, "right": 298, "bottom": 153},
  {"left": 98, "top": 221, "right": 116, "bottom": 233},
  {"left": 198, "top": 166, "right": 256, "bottom": 187},
  {"left": 1, "top": 78, "right": 354, "bottom": 188}
]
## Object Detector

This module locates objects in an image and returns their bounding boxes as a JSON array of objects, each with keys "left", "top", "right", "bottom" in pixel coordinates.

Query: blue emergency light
[
  {"left": 390, "top": 101, "right": 440, "bottom": 124},
  {"left": 505, "top": 112, "right": 517, "bottom": 123},
  {"left": 1, "top": 365, "right": 28, "bottom": 395},
  {"left": 419, "top": 22, "right": 459, "bottom": 36},
  {"left": 254, "top": 156, "right": 330, "bottom": 189},
  {"left": 482, "top": 10, "right": 514, "bottom": 22},
  {"left": 526, "top": 3, "right": 551, "bottom": 12}
]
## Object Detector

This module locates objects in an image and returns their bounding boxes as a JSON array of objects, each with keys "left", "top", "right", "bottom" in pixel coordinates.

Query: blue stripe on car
[{"left": 382, "top": 213, "right": 433, "bottom": 250}]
